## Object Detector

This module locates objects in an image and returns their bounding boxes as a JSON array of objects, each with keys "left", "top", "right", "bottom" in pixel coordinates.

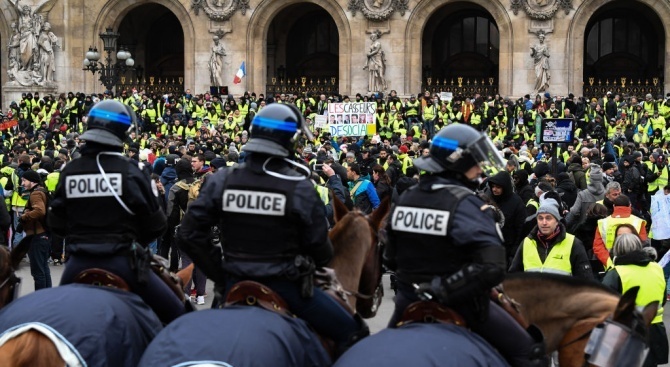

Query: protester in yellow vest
[
  {"left": 593, "top": 195, "right": 648, "bottom": 269},
  {"left": 509, "top": 198, "right": 594, "bottom": 279},
  {"left": 602, "top": 233, "right": 668, "bottom": 366}
]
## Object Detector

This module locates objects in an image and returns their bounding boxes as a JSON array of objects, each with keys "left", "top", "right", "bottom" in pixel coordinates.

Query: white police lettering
[
  {"left": 222, "top": 189, "right": 286, "bottom": 216},
  {"left": 65, "top": 174, "right": 123, "bottom": 198},
  {"left": 391, "top": 206, "right": 449, "bottom": 236}
]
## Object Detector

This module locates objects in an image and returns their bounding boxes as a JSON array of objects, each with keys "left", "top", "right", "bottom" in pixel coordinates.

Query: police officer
[
  {"left": 384, "top": 124, "right": 547, "bottom": 366},
  {"left": 177, "top": 103, "right": 368, "bottom": 351},
  {"left": 48, "top": 100, "right": 186, "bottom": 323}
]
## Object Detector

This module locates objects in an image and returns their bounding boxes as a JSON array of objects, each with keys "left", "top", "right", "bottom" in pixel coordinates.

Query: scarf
[{"left": 536, "top": 225, "right": 561, "bottom": 248}]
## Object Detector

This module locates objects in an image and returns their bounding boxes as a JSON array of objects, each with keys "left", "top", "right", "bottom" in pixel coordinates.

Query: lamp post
[{"left": 83, "top": 27, "right": 135, "bottom": 93}]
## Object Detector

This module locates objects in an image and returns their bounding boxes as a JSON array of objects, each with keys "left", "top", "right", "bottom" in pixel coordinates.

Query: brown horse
[
  {"left": 503, "top": 273, "right": 658, "bottom": 367},
  {"left": 334, "top": 273, "right": 658, "bottom": 366},
  {"left": 328, "top": 196, "right": 390, "bottom": 314}
]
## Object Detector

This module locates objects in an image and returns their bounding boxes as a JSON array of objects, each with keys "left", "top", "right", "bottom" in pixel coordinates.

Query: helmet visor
[{"left": 467, "top": 135, "right": 505, "bottom": 177}]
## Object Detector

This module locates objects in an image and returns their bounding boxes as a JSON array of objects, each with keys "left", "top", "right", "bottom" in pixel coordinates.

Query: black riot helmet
[
  {"left": 79, "top": 100, "right": 136, "bottom": 147},
  {"left": 243, "top": 103, "right": 313, "bottom": 157},
  {"left": 414, "top": 124, "right": 504, "bottom": 177}
]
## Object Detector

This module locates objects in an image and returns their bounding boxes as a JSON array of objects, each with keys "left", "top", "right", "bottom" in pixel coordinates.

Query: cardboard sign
[{"left": 326, "top": 102, "right": 377, "bottom": 136}]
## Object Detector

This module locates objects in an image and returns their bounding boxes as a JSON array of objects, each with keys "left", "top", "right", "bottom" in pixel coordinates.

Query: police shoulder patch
[{"left": 391, "top": 206, "right": 449, "bottom": 236}]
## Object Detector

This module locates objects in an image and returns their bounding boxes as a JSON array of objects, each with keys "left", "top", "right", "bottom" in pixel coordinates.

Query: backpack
[{"left": 174, "top": 177, "right": 205, "bottom": 215}]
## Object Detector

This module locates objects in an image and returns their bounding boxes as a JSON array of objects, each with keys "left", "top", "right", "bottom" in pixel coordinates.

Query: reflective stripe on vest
[
  {"left": 598, "top": 216, "right": 646, "bottom": 250},
  {"left": 616, "top": 263, "right": 665, "bottom": 324},
  {"left": 526, "top": 198, "right": 539, "bottom": 210},
  {"left": 522, "top": 234, "right": 575, "bottom": 275}
]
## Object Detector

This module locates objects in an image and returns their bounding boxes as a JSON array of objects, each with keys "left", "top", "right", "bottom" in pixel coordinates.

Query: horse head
[
  {"left": 503, "top": 273, "right": 657, "bottom": 367},
  {"left": 329, "top": 194, "right": 389, "bottom": 312},
  {"left": 0, "top": 242, "right": 28, "bottom": 309}
]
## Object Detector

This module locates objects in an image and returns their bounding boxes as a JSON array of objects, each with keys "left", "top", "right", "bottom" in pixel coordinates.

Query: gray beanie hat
[
  {"left": 589, "top": 164, "right": 603, "bottom": 183},
  {"left": 537, "top": 198, "right": 561, "bottom": 220}
]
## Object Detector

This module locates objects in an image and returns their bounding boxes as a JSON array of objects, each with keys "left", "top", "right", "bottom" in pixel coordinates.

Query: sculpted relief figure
[
  {"left": 363, "top": 30, "right": 388, "bottom": 93},
  {"left": 530, "top": 32, "right": 550, "bottom": 94},
  {"left": 10, "top": 0, "right": 59, "bottom": 86},
  {"left": 209, "top": 36, "right": 226, "bottom": 87},
  {"left": 8, "top": 22, "right": 21, "bottom": 81}
]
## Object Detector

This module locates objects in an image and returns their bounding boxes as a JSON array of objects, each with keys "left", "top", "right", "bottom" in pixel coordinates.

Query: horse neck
[
  {"left": 329, "top": 213, "right": 373, "bottom": 298},
  {"left": 505, "top": 280, "right": 619, "bottom": 351}
]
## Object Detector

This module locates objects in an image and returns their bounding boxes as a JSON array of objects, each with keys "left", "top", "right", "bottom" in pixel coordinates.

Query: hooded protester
[
  {"left": 555, "top": 172, "right": 578, "bottom": 208},
  {"left": 566, "top": 155, "right": 588, "bottom": 190},
  {"left": 487, "top": 171, "right": 526, "bottom": 264},
  {"left": 513, "top": 169, "right": 534, "bottom": 205},
  {"left": 566, "top": 164, "right": 605, "bottom": 230}
]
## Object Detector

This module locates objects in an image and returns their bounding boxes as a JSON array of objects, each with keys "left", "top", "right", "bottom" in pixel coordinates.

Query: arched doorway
[
  {"left": 583, "top": 1, "right": 664, "bottom": 98},
  {"left": 266, "top": 3, "right": 339, "bottom": 96},
  {"left": 420, "top": 2, "right": 499, "bottom": 97},
  {"left": 115, "top": 3, "right": 184, "bottom": 93}
]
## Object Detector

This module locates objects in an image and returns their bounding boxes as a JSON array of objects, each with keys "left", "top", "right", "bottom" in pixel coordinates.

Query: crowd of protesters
[{"left": 2, "top": 88, "right": 670, "bottom": 290}]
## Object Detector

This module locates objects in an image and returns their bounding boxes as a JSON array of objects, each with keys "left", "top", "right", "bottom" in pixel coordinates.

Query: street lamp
[{"left": 83, "top": 27, "right": 135, "bottom": 93}]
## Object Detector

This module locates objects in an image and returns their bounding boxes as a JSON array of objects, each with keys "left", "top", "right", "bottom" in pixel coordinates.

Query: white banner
[
  {"left": 326, "top": 102, "right": 377, "bottom": 136},
  {"left": 651, "top": 190, "right": 670, "bottom": 240}
]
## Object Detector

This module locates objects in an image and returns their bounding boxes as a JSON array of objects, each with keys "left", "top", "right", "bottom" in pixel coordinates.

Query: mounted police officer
[
  {"left": 383, "top": 123, "right": 547, "bottom": 366},
  {"left": 47, "top": 100, "right": 187, "bottom": 323},
  {"left": 177, "top": 103, "right": 368, "bottom": 352}
]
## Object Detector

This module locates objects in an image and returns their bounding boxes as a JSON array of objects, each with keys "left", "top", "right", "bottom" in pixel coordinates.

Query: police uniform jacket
[
  {"left": 48, "top": 144, "right": 167, "bottom": 255},
  {"left": 177, "top": 153, "right": 333, "bottom": 285},
  {"left": 383, "top": 175, "right": 505, "bottom": 289}
]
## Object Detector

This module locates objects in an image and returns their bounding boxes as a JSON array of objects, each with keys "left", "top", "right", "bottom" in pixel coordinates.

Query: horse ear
[
  {"left": 641, "top": 301, "right": 659, "bottom": 326},
  {"left": 614, "top": 286, "right": 639, "bottom": 320},
  {"left": 331, "top": 189, "right": 349, "bottom": 223},
  {"left": 369, "top": 197, "right": 390, "bottom": 230}
]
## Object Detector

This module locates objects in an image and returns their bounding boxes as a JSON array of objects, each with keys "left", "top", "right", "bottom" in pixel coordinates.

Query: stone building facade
[{"left": 0, "top": 0, "right": 668, "bottom": 108}]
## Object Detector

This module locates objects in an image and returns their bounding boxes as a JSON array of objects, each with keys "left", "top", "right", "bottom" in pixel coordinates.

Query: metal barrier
[
  {"left": 583, "top": 77, "right": 664, "bottom": 100},
  {"left": 116, "top": 76, "right": 185, "bottom": 94},
  {"left": 420, "top": 77, "right": 498, "bottom": 97},
  {"left": 266, "top": 76, "right": 339, "bottom": 96}
]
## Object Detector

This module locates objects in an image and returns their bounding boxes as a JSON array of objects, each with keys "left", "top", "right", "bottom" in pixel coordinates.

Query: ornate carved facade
[{"left": 0, "top": 0, "right": 668, "bottom": 107}]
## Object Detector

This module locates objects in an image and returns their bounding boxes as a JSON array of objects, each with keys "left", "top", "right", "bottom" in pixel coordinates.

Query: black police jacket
[
  {"left": 384, "top": 175, "right": 505, "bottom": 288},
  {"left": 48, "top": 145, "right": 167, "bottom": 255},
  {"left": 177, "top": 154, "right": 333, "bottom": 284}
]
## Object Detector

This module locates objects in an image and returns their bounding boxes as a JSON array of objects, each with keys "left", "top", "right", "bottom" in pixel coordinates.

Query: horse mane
[
  {"left": 329, "top": 210, "right": 370, "bottom": 261},
  {"left": 505, "top": 272, "right": 618, "bottom": 297},
  {"left": 0, "top": 330, "right": 65, "bottom": 366}
]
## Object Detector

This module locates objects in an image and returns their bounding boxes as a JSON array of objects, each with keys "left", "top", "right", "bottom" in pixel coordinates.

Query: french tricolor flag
[{"left": 233, "top": 61, "right": 246, "bottom": 84}]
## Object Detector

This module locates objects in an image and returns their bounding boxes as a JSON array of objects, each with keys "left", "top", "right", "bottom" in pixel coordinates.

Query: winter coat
[
  {"left": 556, "top": 177, "right": 578, "bottom": 209},
  {"left": 487, "top": 171, "right": 526, "bottom": 261},
  {"left": 567, "top": 163, "right": 588, "bottom": 190},
  {"left": 565, "top": 181, "right": 605, "bottom": 229}
]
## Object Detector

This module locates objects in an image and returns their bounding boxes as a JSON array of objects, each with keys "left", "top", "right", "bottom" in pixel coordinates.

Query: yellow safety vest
[
  {"left": 597, "top": 216, "right": 646, "bottom": 250},
  {"left": 647, "top": 165, "right": 668, "bottom": 192},
  {"left": 10, "top": 170, "right": 28, "bottom": 209},
  {"left": 616, "top": 263, "right": 665, "bottom": 324},
  {"left": 45, "top": 172, "right": 60, "bottom": 193},
  {"left": 315, "top": 184, "right": 329, "bottom": 205},
  {"left": 523, "top": 234, "right": 575, "bottom": 275},
  {"left": 526, "top": 198, "right": 539, "bottom": 211}
]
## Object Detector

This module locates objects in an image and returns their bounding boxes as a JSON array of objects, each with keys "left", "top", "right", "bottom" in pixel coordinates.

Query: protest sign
[{"left": 326, "top": 102, "right": 377, "bottom": 136}]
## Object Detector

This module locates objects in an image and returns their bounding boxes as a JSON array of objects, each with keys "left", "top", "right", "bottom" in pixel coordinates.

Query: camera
[{"left": 314, "top": 163, "right": 324, "bottom": 172}]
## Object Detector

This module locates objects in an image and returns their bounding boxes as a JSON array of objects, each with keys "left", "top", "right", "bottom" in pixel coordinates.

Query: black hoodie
[
  {"left": 487, "top": 171, "right": 527, "bottom": 262},
  {"left": 513, "top": 169, "right": 534, "bottom": 204}
]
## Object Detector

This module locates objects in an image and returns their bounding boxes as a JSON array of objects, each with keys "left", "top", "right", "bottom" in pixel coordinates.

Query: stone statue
[
  {"left": 530, "top": 31, "right": 550, "bottom": 94},
  {"left": 372, "top": 0, "right": 384, "bottom": 7},
  {"left": 35, "top": 22, "right": 59, "bottom": 85},
  {"left": 7, "top": 22, "right": 21, "bottom": 82},
  {"left": 209, "top": 36, "right": 226, "bottom": 86},
  {"left": 9, "top": 0, "right": 58, "bottom": 86},
  {"left": 363, "top": 30, "right": 387, "bottom": 93}
]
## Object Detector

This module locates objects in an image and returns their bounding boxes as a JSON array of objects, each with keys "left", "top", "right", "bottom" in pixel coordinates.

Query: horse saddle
[
  {"left": 72, "top": 255, "right": 186, "bottom": 303},
  {"left": 224, "top": 281, "right": 294, "bottom": 319},
  {"left": 397, "top": 301, "right": 467, "bottom": 328},
  {"left": 314, "top": 267, "right": 355, "bottom": 315},
  {"left": 73, "top": 268, "right": 131, "bottom": 291}
]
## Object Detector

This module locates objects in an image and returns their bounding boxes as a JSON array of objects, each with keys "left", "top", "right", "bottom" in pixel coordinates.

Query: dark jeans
[
  {"left": 27, "top": 233, "right": 52, "bottom": 290},
  {"left": 181, "top": 252, "right": 206, "bottom": 296},
  {"left": 61, "top": 253, "right": 185, "bottom": 323},
  {"left": 224, "top": 277, "right": 360, "bottom": 344},
  {"left": 159, "top": 238, "right": 180, "bottom": 272},
  {"left": 390, "top": 289, "right": 537, "bottom": 365}
]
